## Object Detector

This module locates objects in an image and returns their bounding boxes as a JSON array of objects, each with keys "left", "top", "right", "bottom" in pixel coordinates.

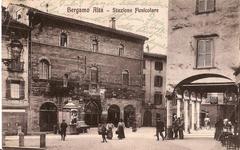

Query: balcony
[{"left": 7, "top": 61, "right": 24, "bottom": 72}]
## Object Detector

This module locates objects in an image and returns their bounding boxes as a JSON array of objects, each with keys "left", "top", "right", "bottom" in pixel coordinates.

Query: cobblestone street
[{"left": 5, "top": 128, "right": 224, "bottom": 150}]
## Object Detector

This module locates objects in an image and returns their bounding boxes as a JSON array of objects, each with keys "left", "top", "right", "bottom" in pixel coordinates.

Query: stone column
[
  {"left": 184, "top": 99, "right": 189, "bottom": 131},
  {"left": 166, "top": 98, "right": 173, "bottom": 139},
  {"left": 196, "top": 101, "right": 201, "bottom": 129},
  {"left": 191, "top": 101, "right": 196, "bottom": 130},
  {"left": 177, "top": 99, "right": 181, "bottom": 118}
]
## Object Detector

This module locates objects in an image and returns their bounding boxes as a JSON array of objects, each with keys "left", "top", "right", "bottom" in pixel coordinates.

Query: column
[
  {"left": 177, "top": 99, "right": 181, "bottom": 118},
  {"left": 191, "top": 101, "right": 196, "bottom": 130},
  {"left": 196, "top": 101, "right": 200, "bottom": 129},
  {"left": 184, "top": 99, "right": 189, "bottom": 131}
]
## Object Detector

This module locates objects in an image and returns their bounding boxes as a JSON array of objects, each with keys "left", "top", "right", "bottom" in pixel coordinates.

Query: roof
[
  {"left": 143, "top": 52, "right": 167, "bottom": 59},
  {"left": 11, "top": 4, "right": 148, "bottom": 41}
]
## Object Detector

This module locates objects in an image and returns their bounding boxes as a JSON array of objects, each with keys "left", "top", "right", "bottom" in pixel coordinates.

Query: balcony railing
[{"left": 7, "top": 61, "right": 24, "bottom": 72}]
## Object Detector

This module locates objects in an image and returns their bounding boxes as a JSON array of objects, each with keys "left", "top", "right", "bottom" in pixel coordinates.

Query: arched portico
[{"left": 167, "top": 73, "right": 238, "bottom": 133}]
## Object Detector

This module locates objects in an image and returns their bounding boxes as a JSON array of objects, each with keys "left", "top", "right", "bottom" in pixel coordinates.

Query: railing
[{"left": 7, "top": 61, "right": 24, "bottom": 72}]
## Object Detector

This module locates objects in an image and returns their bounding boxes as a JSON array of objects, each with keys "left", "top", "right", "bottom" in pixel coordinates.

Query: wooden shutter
[
  {"left": 205, "top": 40, "right": 212, "bottom": 66},
  {"left": 207, "top": 0, "right": 215, "bottom": 11},
  {"left": 6, "top": 80, "right": 11, "bottom": 98},
  {"left": 19, "top": 81, "right": 25, "bottom": 99},
  {"left": 197, "top": 40, "right": 205, "bottom": 67},
  {"left": 197, "top": 0, "right": 206, "bottom": 13}
]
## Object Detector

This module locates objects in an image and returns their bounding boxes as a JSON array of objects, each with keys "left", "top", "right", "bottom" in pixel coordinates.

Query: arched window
[
  {"left": 60, "top": 32, "right": 67, "bottom": 47},
  {"left": 92, "top": 39, "right": 99, "bottom": 52},
  {"left": 90, "top": 67, "right": 98, "bottom": 83},
  {"left": 119, "top": 44, "right": 124, "bottom": 56},
  {"left": 39, "top": 59, "right": 50, "bottom": 79},
  {"left": 122, "top": 70, "right": 129, "bottom": 85},
  {"left": 63, "top": 74, "right": 68, "bottom": 87}
]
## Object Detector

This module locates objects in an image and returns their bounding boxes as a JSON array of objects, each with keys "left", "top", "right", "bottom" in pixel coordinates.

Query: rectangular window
[
  {"left": 6, "top": 80, "right": 25, "bottom": 100},
  {"left": 155, "top": 61, "right": 163, "bottom": 71},
  {"left": 196, "top": 38, "right": 213, "bottom": 68},
  {"left": 122, "top": 71, "right": 129, "bottom": 85},
  {"left": 154, "top": 76, "right": 163, "bottom": 87},
  {"left": 11, "top": 83, "right": 20, "bottom": 99},
  {"left": 154, "top": 93, "right": 163, "bottom": 105},
  {"left": 196, "top": 0, "right": 215, "bottom": 14}
]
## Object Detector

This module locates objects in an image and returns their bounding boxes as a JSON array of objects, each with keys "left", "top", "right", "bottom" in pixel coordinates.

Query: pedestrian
[
  {"left": 156, "top": 117, "right": 165, "bottom": 141},
  {"left": 172, "top": 115, "right": 178, "bottom": 139},
  {"left": 116, "top": 119, "right": 125, "bottom": 139},
  {"left": 214, "top": 119, "right": 223, "bottom": 141},
  {"left": 60, "top": 120, "right": 68, "bottom": 141},
  {"left": 178, "top": 117, "right": 184, "bottom": 139},
  {"left": 106, "top": 122, "right": 114, "bottom": 139},
  {"left": 100, "top": 122, "right": 107, "bottom": 143}
]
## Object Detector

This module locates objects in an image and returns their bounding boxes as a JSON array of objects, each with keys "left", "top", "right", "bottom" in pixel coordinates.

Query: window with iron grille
[
  {"left": 196, "top": 0, "right": 215, "bottom": 14},
  {"left": 155, "top": 61, "right": 163, "bottom": 71},
  {"left": 122, "top": 70, "right": 129, "bottom": 85},
  {"left": 196, "top": 38, "right": 213, "bottom": 68},
  {"left": 154, "top": 76, "right": 162, "bottom": 87},
  {"left": 154, "top": 93, "right": 162, "bottom": 105},
  {"left": 60, "top": 32, "right": 67, "bottom": 47},
  {"left": 143, "top": 74, "right": 145, "bottom": 86},
  {"left": 39, "top": 59, "right": 50, "bottom": 79}
]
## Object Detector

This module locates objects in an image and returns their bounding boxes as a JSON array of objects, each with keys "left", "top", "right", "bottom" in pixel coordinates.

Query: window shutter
[
  {"left": 198, "top": 0, "right": 205, "bottom": 13},
  {"left": 19, "top": 81, "right": 25, "bottom": 99},
  {"left": 6, "top": 80, "right": 11, "bottom": 98},
  {"left": 207, "top": 0, "right": 215, "bottom": 11},
  {"left": 159, "top": 76, "right": 163, "bottom": 87}
]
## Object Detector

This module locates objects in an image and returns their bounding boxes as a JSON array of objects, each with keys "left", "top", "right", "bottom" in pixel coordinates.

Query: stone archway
[
  {"left": 143, "top": 111, "right": 152, "bottom": 127},
  {"left": 124, "top": 105, "right": 135, "bottom": 128},
  {"left": 85, "top": 101, "right": 100, "bottom": 126},
  {"left": 107, "top": 105, "right": 120, "bottom": 126},
  {"left": 39, "top": 102, "right": 58, "bottom": 132}
]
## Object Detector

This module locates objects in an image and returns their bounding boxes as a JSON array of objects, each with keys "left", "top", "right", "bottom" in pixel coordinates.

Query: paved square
[{"left": 5, "top": 128, "right": 224, "bottom": 150}]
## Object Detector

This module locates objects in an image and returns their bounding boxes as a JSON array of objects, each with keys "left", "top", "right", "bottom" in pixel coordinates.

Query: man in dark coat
[
  {"left": 60, "top": 120, "right": 68, "bottom": 141},
  {"left": 156, "top": 118, "right": 165, "bottom": 141}
]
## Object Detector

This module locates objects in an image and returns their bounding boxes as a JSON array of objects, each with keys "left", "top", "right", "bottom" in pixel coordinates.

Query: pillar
[
  {"left": 184, "top": 99, "right": 189, "bottom": 131},
  {"left": 40, "top": 134, "right": 46, "bottom": 148},
  {"left": 191, "top": 101, "right": 196, "bottom": 130},
  {"left": 2, "top": 132, "right": 6, "bottom": 146},
  {"left": 166, "top": 99, "right": 173, "bottom": 139},
  {"left": 196, "top": 101, "right": 201, "bottom": 129},
  {"left": 177, "top": 99, "right": 181, "bottom": 118}
]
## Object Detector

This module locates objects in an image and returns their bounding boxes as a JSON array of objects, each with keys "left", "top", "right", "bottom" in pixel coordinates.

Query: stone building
[
  {"left": 142, "top": 52, "right": 167, "bottom": 127},
  {"left": 2, "top": 7, "right": 30, "bottom": 135},
  {"left": 167, "top": 0, "right": 240, "bottom": 133},
  {"left": 8, "top": 4, "right": 147, "bottom": 132}
]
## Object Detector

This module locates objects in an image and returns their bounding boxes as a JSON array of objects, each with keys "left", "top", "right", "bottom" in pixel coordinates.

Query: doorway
[
  {"left": 107, "top": 105, "right": 120, "bottom": 126},
  {"left": 85, "top": 102, "right": 100, "bottom": 126},
  {"left": 39, "top": 102, "right": 58, "bottom": 132},
  {"left": 143, "top": 111, "right": 152, "bottom": 126}
]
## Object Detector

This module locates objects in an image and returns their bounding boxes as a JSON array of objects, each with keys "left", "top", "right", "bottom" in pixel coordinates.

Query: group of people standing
[
  {"left": 98, "top": 119, "right": 125, "bottom": 143},
  {"left": 214, "top": 118, "right": 235, "bottom": 144},
  {"left": 172, "top": 115, "right": 185, "bottom": 139}
]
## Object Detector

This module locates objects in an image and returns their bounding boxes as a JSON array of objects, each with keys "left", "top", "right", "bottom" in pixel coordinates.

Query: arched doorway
[
  {"left": 124, "top": 105, "right": 135, "bottom": 128},
  {"left": 107, "top": 105, "right": 120, "bottom": 126},
  {"left": 143, "top": 111, "right": 152, "bottom": 126},
  {"left": 85, "top": 102, "right": 100, "bottom": 126},
  {"left": 40, "top": 102, "right": 58, "bottom": 132}
]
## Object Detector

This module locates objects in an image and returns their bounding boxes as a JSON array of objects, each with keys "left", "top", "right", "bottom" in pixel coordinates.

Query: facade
[
  {"left": 142, "top": 52, "right": 167, "bottom": 126},
  {"left": 8, "top": 4, "right": 147, "bottom": 132},
  {"left": 167, "top": 0, "right": 240, "bottom": 133},
  {"left": 2, "top": 7, "right": 30, "bottom": 135}
]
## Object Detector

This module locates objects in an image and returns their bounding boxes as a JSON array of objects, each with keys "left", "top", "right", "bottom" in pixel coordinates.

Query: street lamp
[{"left": 2, "top": 39, "right": 23, "bottom": 66}]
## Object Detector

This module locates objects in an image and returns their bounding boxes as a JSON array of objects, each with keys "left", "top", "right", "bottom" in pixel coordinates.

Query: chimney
[{"left": 109, "top": 17, "right": 116, "bottom": 29}]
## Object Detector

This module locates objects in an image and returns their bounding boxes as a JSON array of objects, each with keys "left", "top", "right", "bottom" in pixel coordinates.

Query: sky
[{"left": 2, "top": 0, "right": 168, "bottom": 54}]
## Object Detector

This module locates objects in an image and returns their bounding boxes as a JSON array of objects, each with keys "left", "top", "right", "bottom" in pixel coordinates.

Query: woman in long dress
[{"left": 117, "top": 119, "right": 125, "bottom": 139}]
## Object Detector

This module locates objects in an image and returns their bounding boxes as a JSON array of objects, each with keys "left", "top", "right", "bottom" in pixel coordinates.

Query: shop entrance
[
  {"left": 124, "top": 105, "right": 135, "bottom": 128},
  {"left": 85, "top": 102, "right": 100, "bottom": 126}
]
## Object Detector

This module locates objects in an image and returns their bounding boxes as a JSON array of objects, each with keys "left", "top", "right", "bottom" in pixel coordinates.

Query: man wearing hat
[
  {"left": 156, "top": 117, "right": 165, "bottom": 141},
  {"left": 60, "top": 120, "right": 68, "bottom": 141}
]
